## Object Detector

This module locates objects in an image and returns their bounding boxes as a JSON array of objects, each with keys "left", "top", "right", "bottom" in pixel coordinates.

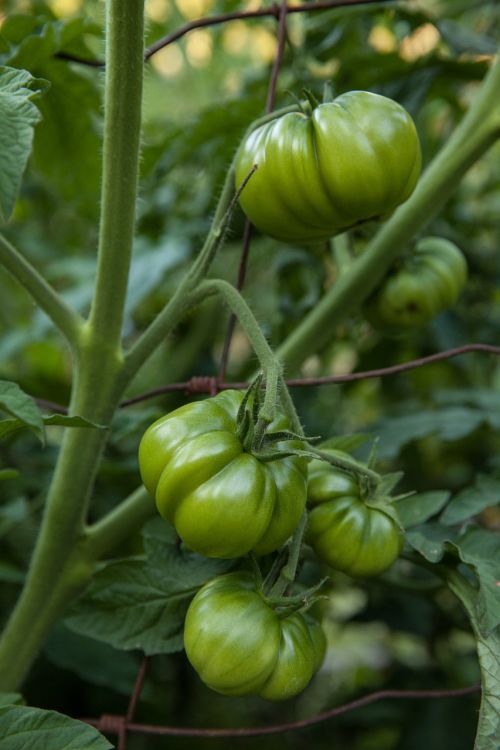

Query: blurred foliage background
[{"left": 0, "top": 0, "right": 499, "bottom": 748}]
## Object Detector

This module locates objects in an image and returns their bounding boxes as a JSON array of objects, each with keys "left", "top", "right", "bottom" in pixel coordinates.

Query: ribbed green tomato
[
  {"left": 183, "top": 572, "right": 326, "bottom": 700},
  {"left": 307, "top": 454, "right": 402, "bottom": 577},
  {"left": 235, "top": 91, "right": 421, "bottom": 244},
  {"left": 366, "top": 236, "right": 468, "bottom": 331},
  {"left": 138, "top": 390, "right": 307, "bottom": 559}
]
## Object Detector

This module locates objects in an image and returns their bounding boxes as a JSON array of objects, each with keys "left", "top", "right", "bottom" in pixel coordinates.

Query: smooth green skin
[
  {"left": 138, "top": 390, "right": 307, "bottom": 558},
  {"left": 183, "top": 572, "right": 326, "bottom": 700},
  {"left": 307, "top": 455, "right": 402, "bottom": 577},
  {"left": 366, "top": 236, "right": 468, "bottom": 330},
  {"left": 235, "top": 91, "right": 421, "bottom": 244}
]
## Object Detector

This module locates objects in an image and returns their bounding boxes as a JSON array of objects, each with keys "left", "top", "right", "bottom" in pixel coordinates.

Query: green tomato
[
  {"left": 183, "top": 572, "right": 326, "bottom": 700},
  {"left": 307, "top": 453, "right": 403, "bottom": 577},
  {"left": 235, "top": 91, "right": 421, "bottom": 244},
  {"left": 366, "top": 236, "right": 468, "bottom": 331},
  {"left": 138, "top": 390, "right": 307, "bottom": 559}
]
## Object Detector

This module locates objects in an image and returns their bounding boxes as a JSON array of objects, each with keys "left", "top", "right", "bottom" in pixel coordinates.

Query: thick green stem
[
  {"left": 84, "top": 486, "right": 155, "bottom": 561},
  {"left": 0, "top": 233, "right": 83, "bottom": 351},
  {"left": 276, "top": 54, "right": 500, "bottom": 371},
  {"left": 0, "top": 0, "right": 146, "bottom": 691},
  {"left": 88, "top": 0, "right": 145, "bottom": 348}
]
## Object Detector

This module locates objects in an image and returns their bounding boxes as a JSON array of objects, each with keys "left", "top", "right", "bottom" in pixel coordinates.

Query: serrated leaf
[
  {"left": 474, "top": 628, "right": 500, "bottom": 750},
  {"left": 0, "top": 66, "right": 44, "bottom": 222},
  {"left": 66, "top": 519, "right": 232, "bottom": 655},
  {"left": 0, "top": 381, "right": 44, "bottom": 441},
  {"left": 441, "top": 476, "right": 500, "bottom": 525},
  {"left": 453, "top": 528, "right": 500, "bottom": 633},
  {"left": 0, "top": 705, "right": 112, "bottom": 749},
  {"left": 397, "top": 491, "right": 451, "bottom": 528},
  {"left": 405, "top": 523, "right": 458, "bottom": 563}
]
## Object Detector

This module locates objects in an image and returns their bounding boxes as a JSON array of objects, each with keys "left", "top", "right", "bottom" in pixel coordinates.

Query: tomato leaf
[
  {"left": 0, "top": 705, "right": 112, "bottom": 749},
  {"left": 440, "top": 475, "right": 500, "bottom": 525},
  {"left": 453, "top": 528, "right": 500, "bottom": 634},
  {"left": 396, "top": 490, "right": 451, "bottom": 528},
  {"left": 0, "top": 380, "right": 44, "bottom": 441},
  {"left": 405, "top": 522, "right": 458, "bottom": 563},
  {"left": 0, "top": 66, "right": 44, "bottom": 223},
  {"left": 65, "top": 519, "right": 233, "bottom": 655}
]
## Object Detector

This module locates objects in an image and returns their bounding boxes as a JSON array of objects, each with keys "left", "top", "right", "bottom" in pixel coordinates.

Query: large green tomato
[
  {"left": 183, "top": 572, "right": 326, "bottom": 700},
  {"left": 138, "top": 390, "right": 307, "bottom": 559},
  {"left": 307, "top": 454, "right": 403, "bottom": 577},
  {"left": 366, "top": 236, "right": 468, "bottom": 331},
  {"left": 235, "top": 91, "right": 421, "bottom": 244}
]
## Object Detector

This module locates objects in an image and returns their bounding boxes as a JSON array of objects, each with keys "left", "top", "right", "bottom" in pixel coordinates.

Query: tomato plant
[
  {"left": 235, "top": 91, "right": 421, "bottom": 243},
  {"left": 138, "top": 390, "right": 307, "bottom": 558},
  {"left": 184, "top": 572, "right": 326, "bottom": 700},
  {"left": 365, "top": 236, "right": 468, "bottom": 331},
  {"left": 306, "top": 453, "right": 403, "bottom": 577}
]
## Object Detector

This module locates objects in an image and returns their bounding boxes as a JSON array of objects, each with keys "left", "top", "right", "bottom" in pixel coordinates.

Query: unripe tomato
[
  {"left": 138, "top": 390, "right": 307, "bottom": 559},
  {"left": 183, "top": 572, "right": 326, "bottom": 700},
  {"left": 366, "top": 236, "right": 467, "bottom": 331},
  {"left": 235, "top": 91, "right": 421, "bottom": 244},
  {"left": 307, "top": 453, "right": 403, "bottom": 577}
]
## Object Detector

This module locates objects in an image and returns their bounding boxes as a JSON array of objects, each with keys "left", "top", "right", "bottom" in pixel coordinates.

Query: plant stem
[
  {"left": 0, "top": 233, "right": 83, "bottom": 351},
  {"left": 84, "top": 486, "right": 155, "bottom": 561},
  {"left": 276, "top": 53, "right": 500, "bottom": 372},
  {"left": 197, "top": 279, "right": 282, "bottom": 425},
  {"left": 0, "top": 0, "right": 146, "bottom": 691},
  {"left": 87, "top": 0, "right": 145, "bottom": 349}
]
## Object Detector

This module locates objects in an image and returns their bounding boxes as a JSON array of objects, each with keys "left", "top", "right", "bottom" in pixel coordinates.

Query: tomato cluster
[
  {"left": 139, "top": 390, "right": 307, "bottom": 559},
  {"left": 235, "top": 90, "right": 421, "bottom": 244},
  {"left": 365, "top": 236, "right": 468, "bottom": 332},
  {"left": 138, "top": 395, "right": 406, "bottom": 700},
  {"left": 183, "top": 572, "right": 326, "bottom": 700}
]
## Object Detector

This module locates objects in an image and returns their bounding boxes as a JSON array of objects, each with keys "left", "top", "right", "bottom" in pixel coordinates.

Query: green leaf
[
  {"left": 0, "top": 705, "right": 112, "bottom": 749},
  {"left": 474, "top": 628, "right": 500, "bottom": 750},
  {"left": 43, "top": 414, "right": 105, "bottom": 430},
  {"left": 0, "top": 381, "right": 44, "bottom": 441},
  {"left": 0, "top": 693, "right": 24, "bottom": 707},
  {"left": 65, "top": 518, "right": 232, "bottom": 655},
  {"left": 405, "top": 523, "right": 458, "bottom": 563},
  {"left": 31, "top": 60, "right": 102, "bottom": 218},
  {"left": 441, "top": 476, "right": 500, "bottom": 525},
  {"left": 397, "top": 491, "right": 451, "bottom": 528},
  {"left": 454, "top": 528, "right": 500, "bottom": 633},
  {"left": 375, "top": 407, "right": 490, "bottom": 459},
  {"left": 0, "top": 66, "right": 44, "bottom": 222}
]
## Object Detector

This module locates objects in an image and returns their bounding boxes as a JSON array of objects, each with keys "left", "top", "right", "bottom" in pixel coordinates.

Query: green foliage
[
  {"left": 0, "top": 1, "right": 498, "bottom": 748},
  {"left": 0, "top": 67, "right": 44, "bottom": 222},
  {"left": 0, "top": 704, "right": 113, "bottom": 749},
  {"left": 65, "top": 519, "right": 233, "bottom": 654}
]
